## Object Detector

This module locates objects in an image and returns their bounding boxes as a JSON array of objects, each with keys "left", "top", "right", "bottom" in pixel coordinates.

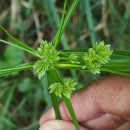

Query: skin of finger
[
  {"left": 39, "top": 120, "right": 89, "bottom": 130},
  {"left": 115, "top": 122, "right": 130, "bottom": 130},
  {"left": 93, "top": 75, "right": 130, "bottom": 117},
  {"left": 82, "top": 113, "right": 125, "bottom": 130}
]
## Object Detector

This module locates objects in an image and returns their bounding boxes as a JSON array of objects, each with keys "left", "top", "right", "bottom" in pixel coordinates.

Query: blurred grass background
[{"left": 0, "top": 0, "right": 130, "bottom": 130}]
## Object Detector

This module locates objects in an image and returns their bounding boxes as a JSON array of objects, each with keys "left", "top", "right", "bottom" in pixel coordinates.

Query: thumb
[{"left": 39, "top": 120, "right": 89, "bottom": 130}]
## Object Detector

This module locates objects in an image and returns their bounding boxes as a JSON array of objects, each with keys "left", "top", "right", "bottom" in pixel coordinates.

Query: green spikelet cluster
[
  {"left": 49, "top": 82, "right": 63, "bottom": 97},
  {"left": 83, "top": 41, "right": 113, "bottom": 74},
  {"left": 49, "top": 79, "right": 77, "bottom": 98},
  {"left": 33, "top": 40, "right": 60, "bottom": 79},
  {"left": 33, "top": 60, "right": 49, "bottom": 79}
]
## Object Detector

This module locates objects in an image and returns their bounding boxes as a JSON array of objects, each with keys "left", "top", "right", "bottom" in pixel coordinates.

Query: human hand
[{"left": 39, "top": 75, "right": 130, "bottom": 130}]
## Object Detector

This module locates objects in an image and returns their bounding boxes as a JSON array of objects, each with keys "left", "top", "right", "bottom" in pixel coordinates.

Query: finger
[
  {"left": 115, "top": 122, "right": 130, "bottom": 130},
  {"left": 93, "top": 75, "right": 130, "bottom": 117},
  {"left": 83, "top": 113, "right": 125, "bottom": 130},
  {"left": 39, "top": 120, "right": 89, "bottom": 130}
]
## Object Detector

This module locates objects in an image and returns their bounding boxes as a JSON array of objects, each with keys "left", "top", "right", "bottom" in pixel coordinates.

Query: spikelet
[
  {"left": 83, "top": 41, "right": 113, "bottom": 74},
  {"left": 33, "top": 40, "right": 60, "bottom": 79}
]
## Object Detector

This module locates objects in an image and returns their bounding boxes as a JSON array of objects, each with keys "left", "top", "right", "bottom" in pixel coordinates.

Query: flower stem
[
  {"left": 47, "top": 71, "right": 61, "bottom": 119},
  {"left": 63, "top": 96, "right": 80, "bottom": 130},
  {"left": 51, "top": 68, "right": 80, "bottom": 130},
  {"left": 50, "top": 93, "right": 61, "bottom": 119},
  {"left": 55, "top": 63, "right": 83, "bottom": 70},
  {"left": 51, "top": 68, "right": 62, "bottom": 83}
]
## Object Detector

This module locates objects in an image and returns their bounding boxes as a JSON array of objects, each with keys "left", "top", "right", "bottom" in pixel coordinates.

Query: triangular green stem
[
  {"left": 50, "top": 68, "right": 80, "bottom": 130},
  {"left": 47, "top": 71, "right": 61, "bottom": 119},
  {"left": 63, "top": 96, "right": 80, "bottom": 130}
]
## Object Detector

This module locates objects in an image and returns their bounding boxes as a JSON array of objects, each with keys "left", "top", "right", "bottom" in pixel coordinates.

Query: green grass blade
[
  {"left": 0, "top": 82, "right": 17, "bottom": 129},
  {"left": 56, "top": 58, "right": 130, "bottom": 72},
  {"left": 53, "top": 0, "right": 79, "bottom": 48},
  {"left": 53, "top": 0, "right": 68, "bottom": 48},
  {"left": 43, "top": 0, "right": 68, "bottom": 49},
  {"left": 84, "top": 0, "right": 97, "bottom": 44},
  {"left": 0, "top": 116, "right": 16, "bottom": 129},
  {"left": 111, "top": 54, "right": 130, "bottom": 60},
  {"left": 0, "top": 25, "right": 39, "bottom": 57},
  {"left": 113, "top": 50, "right": 130, "bottom": 56},
  {"left": 62, "top": 0, "right": 79, "bottom": 35},
  {"left": 63, "top": 96, "right": 80, "bottom": 130},
  {"left": 61, "top": 49, "right": 130, "bottom": 54},
  {"left": 1, "top": 83, "right": 16, "bottom": 116},
  {"left": 103, "top": 59, "right": 130, "bottom": 71},
  {"left": 101, "top": 68, "right": 130, "bottom": 77},
  {"left": 60, "top": 50, "right": 130, "bottom": 59},
  {"left": 124, "top": 0, "right": 130, "bottom": 20},
  {"left": 62, "top": 0, "right": 79, "bottom": 29},
  {"left": 0, "top": 62, "right": 35, "bottom": 77}
]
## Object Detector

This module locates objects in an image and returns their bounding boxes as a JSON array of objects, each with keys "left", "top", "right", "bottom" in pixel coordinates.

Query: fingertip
[
  {"left": 39, "top": 108, "right": 55, "bottom": 126},
  {"left": 39, "top": 120, "right": 88, "bottom": 130},
  {"left": 39, "top": 120, "right": 57, "bottom": 130}
]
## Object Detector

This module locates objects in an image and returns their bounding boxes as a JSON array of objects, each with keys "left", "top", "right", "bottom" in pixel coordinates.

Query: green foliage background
[{"left": 0, "top": 0, "right": 130, "bottom": 130}]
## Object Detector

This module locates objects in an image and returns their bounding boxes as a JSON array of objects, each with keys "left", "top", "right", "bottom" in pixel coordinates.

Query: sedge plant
[{"left": 1, "top": 0, "right": 130, "bottom": 130}]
